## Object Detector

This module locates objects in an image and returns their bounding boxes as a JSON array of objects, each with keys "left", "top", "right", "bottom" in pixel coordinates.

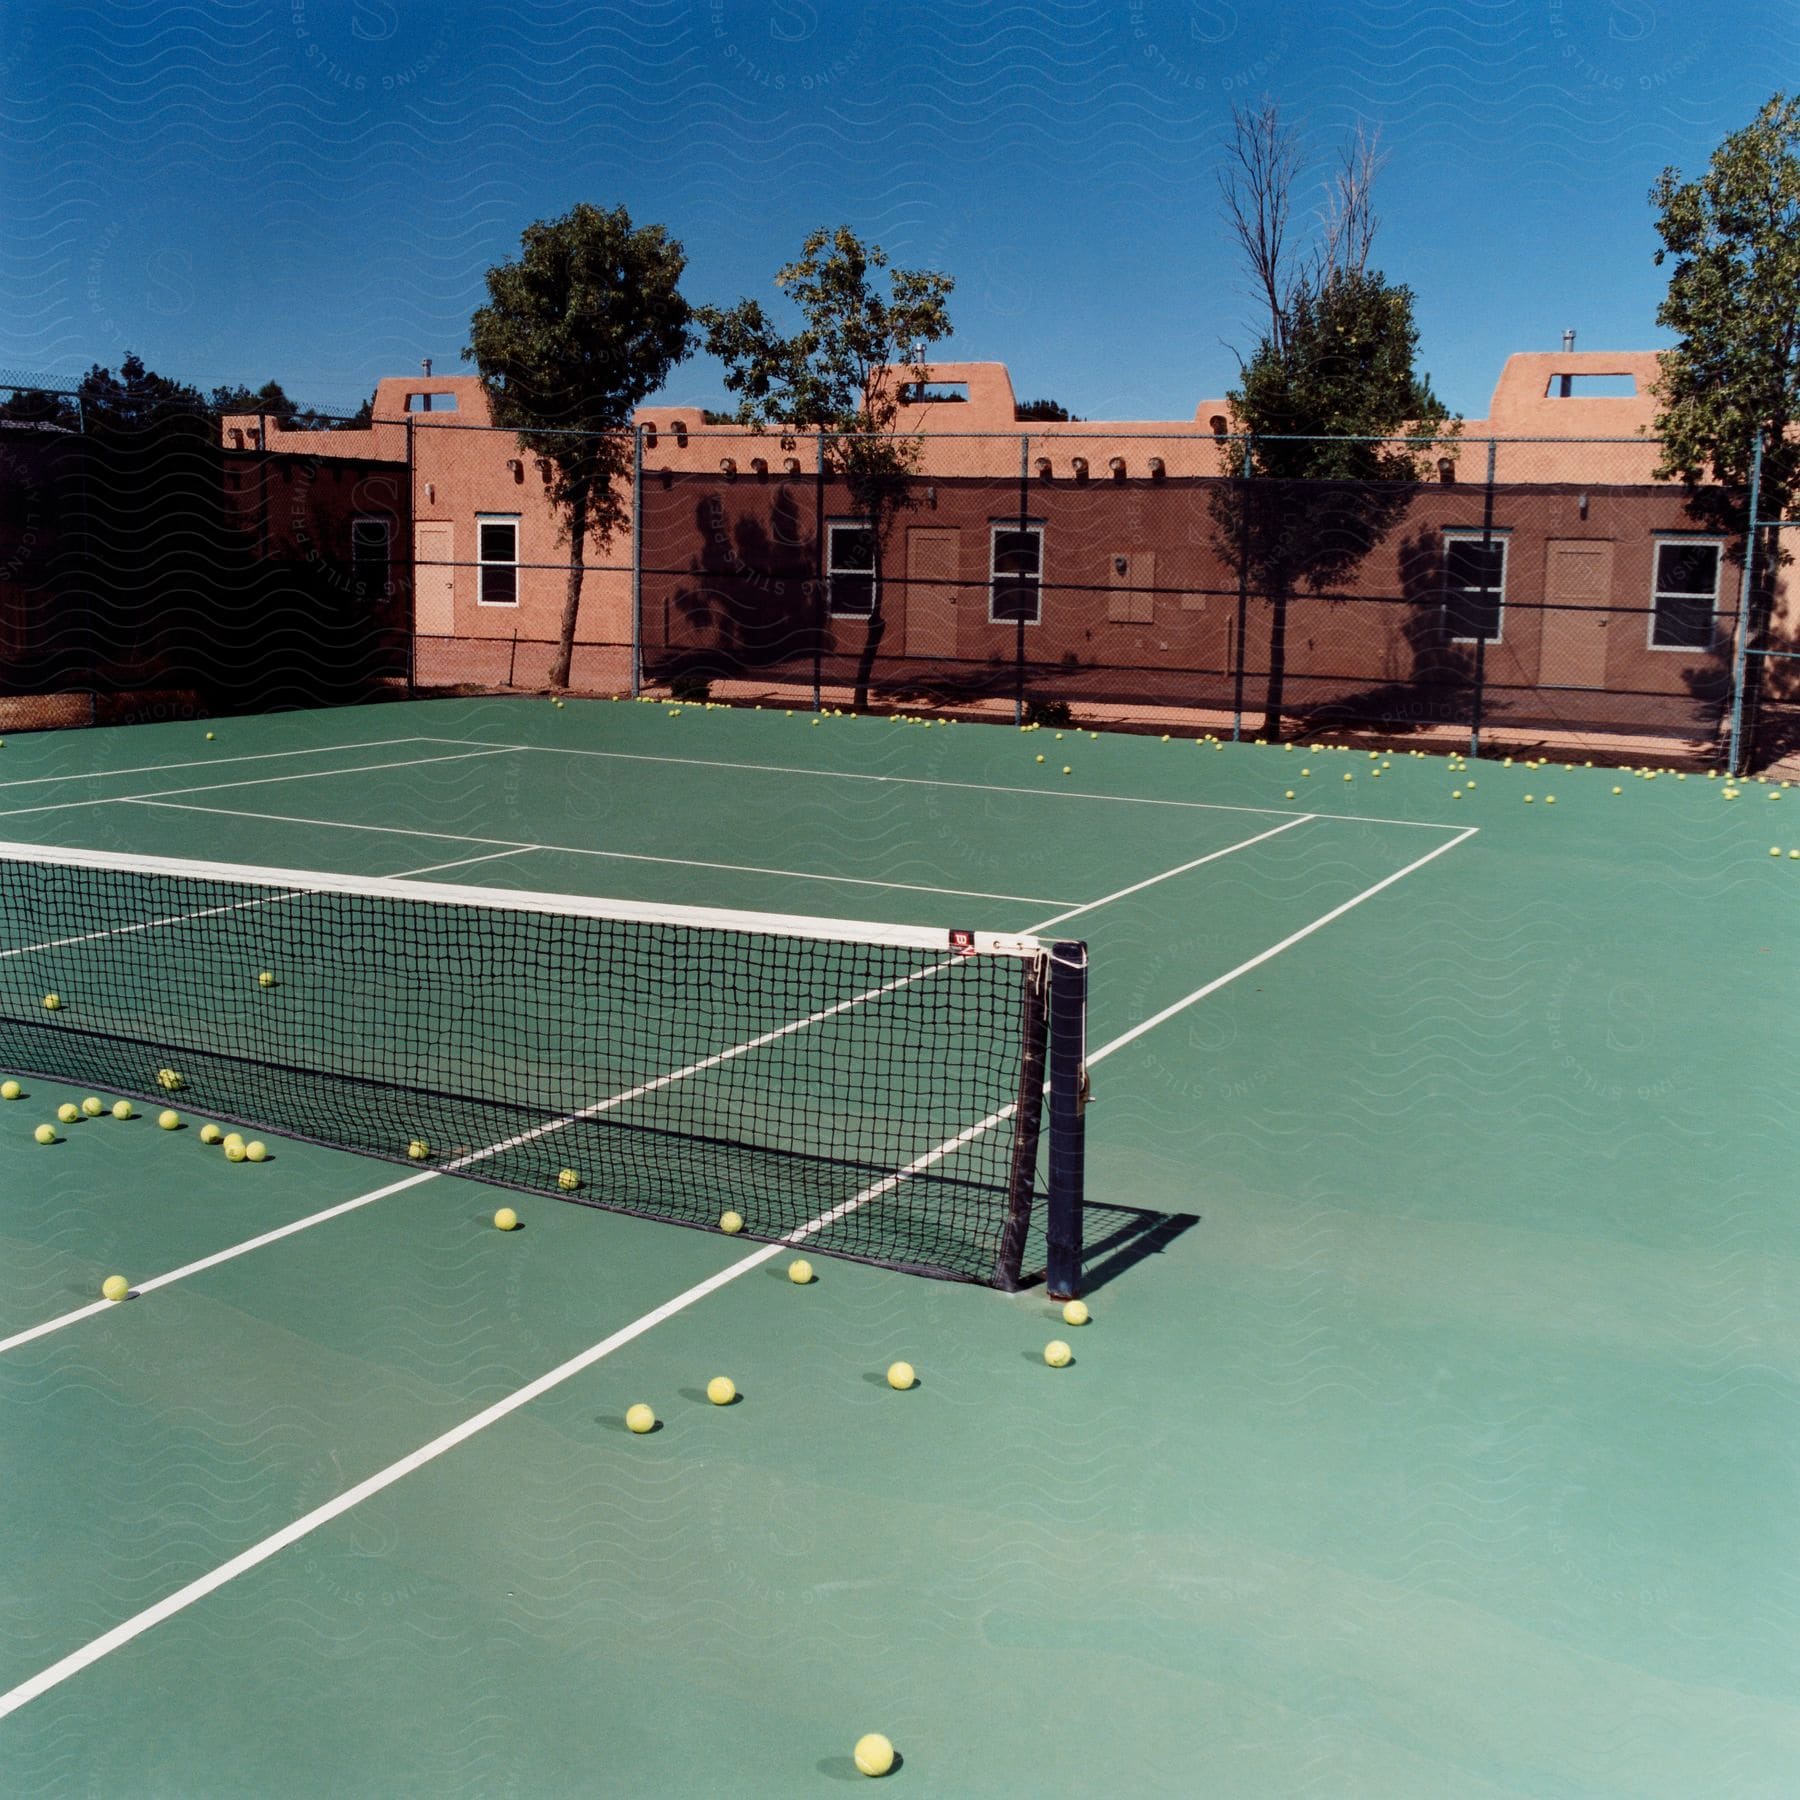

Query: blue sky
[{"left": 2, "top": 0, "right": 1793, "bottom": 421}]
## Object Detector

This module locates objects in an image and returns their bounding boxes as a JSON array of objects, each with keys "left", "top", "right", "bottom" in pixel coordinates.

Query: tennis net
[{"left": 0, "top": 842, "right": 1086, "bottom": 1289}]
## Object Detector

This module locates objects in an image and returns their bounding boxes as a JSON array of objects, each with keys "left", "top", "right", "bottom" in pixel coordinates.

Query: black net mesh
[{"left": 0, "top": 854, "right": 1047, "bottom": 1284}]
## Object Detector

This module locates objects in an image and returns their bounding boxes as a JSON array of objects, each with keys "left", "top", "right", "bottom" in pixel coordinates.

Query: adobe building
[{"left": 223, "top": 351, "right": 1791, "bottom": 744}]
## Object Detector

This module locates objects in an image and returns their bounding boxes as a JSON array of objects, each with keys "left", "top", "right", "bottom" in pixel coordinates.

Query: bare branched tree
[
  {"left": 1314, "top": 124, "right": 1384, "bottom": 290},
  {"left": 1219, "top": 105, "right": 1388, "bottom": 357},
  {"left": 1217, "top": 101, "right": 1302, "bottom": 357}
]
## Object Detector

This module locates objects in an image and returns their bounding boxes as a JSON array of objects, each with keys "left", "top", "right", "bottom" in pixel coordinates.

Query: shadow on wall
[{"left": 659, "top": 486, "right": 821, "bottom": 683}]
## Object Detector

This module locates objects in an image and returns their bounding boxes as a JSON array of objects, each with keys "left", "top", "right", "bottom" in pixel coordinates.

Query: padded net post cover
[{"left": 0, "top": 842, "right": 1073, "bottom": 1285}]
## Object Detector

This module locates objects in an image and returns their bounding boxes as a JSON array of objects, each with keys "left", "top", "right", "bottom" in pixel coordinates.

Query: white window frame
[
  {"left": 989, "top": 519, "right": 1046, "bottom": 625},
  {"left": 1646, "top": 535, "right": 1724, "bottom": 652},
  {"left": 350, "top": 516, "right": 392, "bottom": 598},
  {"left": 1442, "top": 528, "right": 1509, "bottom": 645},
  {"left": 825, "top": 518, "right": 877, "bottom": 618},
  {"left": 476, "top": 513, "right": 520, "bottom": 607}
]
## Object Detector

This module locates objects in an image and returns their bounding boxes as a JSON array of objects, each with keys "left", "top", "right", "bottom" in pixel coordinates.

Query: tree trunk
[
  {"left": 852, "top": 531, "right": 886, "bottom": 709},
  {"left": 1259, "top": 588, "right": 1288, "bottom": 738},
  {"left": 550, "top": 491, "right": 587, "bottom": 691}
]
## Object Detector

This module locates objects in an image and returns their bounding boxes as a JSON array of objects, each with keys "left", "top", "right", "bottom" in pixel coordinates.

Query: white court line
[
  {"left": 1087, "top": 825, "right": 1481, "bottom": 1067},
  {"left": 0, "top": 1173, "right": 438, "bottom": 1357},
  {"left": 414, "top": 735, "right": 1466, "bottom": 834},
  {"left": 0, "top": 817, "right": 1480, "bottom": 1718},
  {"left": 0, "top": 748, "right": 524, "bottom": 823},
  {"left": 125, "top": 799, "right": 1076, "bottom": 909},
  {"left": 394, "top": 848, "right": 535, "bottom": 880},
  {"left": 1031, "top": 815, "right": 1312, "bottom": 933},
  {"left": 0, "top": 737, "right": 437, "bottom": 794}
]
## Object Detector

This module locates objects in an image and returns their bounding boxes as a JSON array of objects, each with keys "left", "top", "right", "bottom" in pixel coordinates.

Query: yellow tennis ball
[
  {"left": 1773, "top": 847, "right": 1783, "bottom": 856},
  {"left": 156, "top": 1068, "right": 183, "bottom": 1090},
  {"left": 788, "top": 1258, "right": 813, "bottom": 1284},
  {"left": 1062, "top": 1299, "right": 1090, "bottom": 1326},
  {"left": 1044, "top": 1339, "right": 1073, "bottom": 1367},
  {"left": 407, "top": 1138, "right": 429, "bottom": 1160},
  {"left": 205, "top": 731, "right": 215, "bottom": 741},
  {"left": 558, "top": 1168, "right": 580, "bottom": 1191},
  {"left": 1035, "top": 754, "right": 1044, "bottom": 763},
  {"left": 222, "top": 1131, "right": 244, "bottom": 1149},
  {"left": 33, "top": 1123, "right": 56, "bottom": 1144},
  {"left": 245, "top": 1141, "right": 267, "bottom": 1162},
  {"left": 1612, "top": 786, "right": 1622, "bottom": 795},
  {"left": 42, "top": 993, "right": 60, "bottom": 1011},
  {"left": 706, "top": 1376, "right": 736, "bottom": 1405},
  {"left": 494, "top": 1206, "right": 518, "bottom": 1231},
  {"left": 224, "top": 1141, "right": 247, "bottom": 1162},
  {"left": 853, "top": 1734, "right": 895, "bottom": 1777},
  {"left": 1545, "top": 795, "right": 1556, "bottom": 805},
  {"left": 1285, "top": 790, "right": 1295, "bottom": 799},
  {"left": 0, "top": 1080, "right": 19, "bottom": 1100},
  {"left": 158, "top": 1110, "right": 180, "bottom": 1130},
  {"left": 1790, "top": 849, "right": 1799, "bottom": 860},
  {"left": 625, "top": 1403, "right": 655, "bottom": 1434},
  {"left": 258, "top": 971, "right": 275, "bottom": 988},
  {"left": 57, "top": 1102, "right": 80, "bottom": 1124},
  {"left": 102, "top": 1275, "right": 129, "bottom": 1302},
  {"left": 111, "top": 1100, "right": 132, "bottom": 1120},
  {"left": 199, "top": 1124, "right": 222, "bottom": 1144},
  {"left": 1061, "top": 765, "right": 1071, "bottom": 775},
  {"left": 719, "top": 1210, "right": 743, "bottom": 1234},
  {"left": 1524, "top": 794, "right": 1534, "bottom": 803},
  {"left": 886, "top": 1361, "right": 915, "bottom": 1391}
]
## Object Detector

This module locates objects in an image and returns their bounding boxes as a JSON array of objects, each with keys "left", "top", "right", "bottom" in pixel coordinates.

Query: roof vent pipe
[
  {"left": 1558, "top": 330, "right": 1575, "bottom": 397},
  {"left": 421, "top": 358, "right": 432, "bottom": 377}
]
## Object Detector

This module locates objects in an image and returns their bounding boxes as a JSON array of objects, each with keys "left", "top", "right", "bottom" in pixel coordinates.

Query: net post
[
  {"left": 993, "top": 950, "right": 1048, "bottom": 1291},
  {"left": 1045, "top": 939, "right": 1087, "bottom": 1300}
]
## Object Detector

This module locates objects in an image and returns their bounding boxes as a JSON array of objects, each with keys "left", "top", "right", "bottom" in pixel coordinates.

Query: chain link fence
[
  {"left": 4, "top": 391, "right": 1792, "bottom": 769},
  {"left": 0, "top": 383, "right": 409, "bottom": 730}
]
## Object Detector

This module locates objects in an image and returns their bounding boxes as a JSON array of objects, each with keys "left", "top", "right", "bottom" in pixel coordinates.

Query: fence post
[
  {"left": 1232, "top": 439, "right": 1251, "bottom": 741},
  {"left": 405, "top": 413, "right": 416, "bottom": 696},
  {"left": 1016, "top": 432, "right": 1030, "bottom": 725},
  {"left": 813, "top": 429, "right": 825, "bottom": 712},
  {"left": 1726, "top": 430, "right": 1764, "bottom": 776},
  {"left": 1470, "top": 437, "right": 1497, "bottom": 757},
  {"left": 629, "top": 424, "right": 643, "bottom": 698}
]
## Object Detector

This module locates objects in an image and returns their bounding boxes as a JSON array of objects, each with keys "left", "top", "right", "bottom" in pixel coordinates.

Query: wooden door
[
  {"left": 904, "top": 527, "right": 960, "bottom": 658},
  {"left": 1540, "top": 540, "right": 1612, "bottom": 688},
  {"left": 415, "top": 522, "right": 455, "bottom": 636}
]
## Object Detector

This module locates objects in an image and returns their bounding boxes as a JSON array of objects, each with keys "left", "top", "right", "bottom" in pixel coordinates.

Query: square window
[
  {"left": 990, "top": 523, "right": 1044, "bottom": 624},
  {"left": 827, "top": 521, "right": 877, "bottom": 617},
  {"left": 351, "top": 517, "right": 391, "bottom": 598},
  {"left": 1443, "top": 531, "right": 1507, "bottom": 642},
  {"left": 477, "top": 516, "right": 519, "bottom": 606},
  {"left": 1649, "top": 539, "right": 1721, "bottom": 650}
]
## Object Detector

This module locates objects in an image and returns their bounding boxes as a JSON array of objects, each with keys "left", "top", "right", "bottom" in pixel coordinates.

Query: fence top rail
[{"left": 419, "top": 418, "right": 1671, "bottom": 450}]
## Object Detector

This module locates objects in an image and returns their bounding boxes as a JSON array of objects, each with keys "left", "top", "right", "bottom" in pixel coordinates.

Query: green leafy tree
[
  {"left": 1650, "top": 92, "right": 1800, "bottom": 753},
  {"left": 78, "top": 353, "right": 208, "bottom": 434},
  {"left": 701, "top": 226, "right": 954, "bottom": 709},
  {"left": 467, "top": 203, "right": 694, "bottom": 689},
  {"left": 0, "top": 385, "right": 79, "bottom": 429},
  {"left": 1215, "top": 104, "right": 1452, "bottom": 736},
  {"left": 210, "top": 379, "right": 297, "bottom": 423}
]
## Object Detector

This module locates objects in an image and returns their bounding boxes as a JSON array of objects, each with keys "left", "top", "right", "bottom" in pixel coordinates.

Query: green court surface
[{"left": 1, "top": 698, "right": 1796, "bottom": 1796}]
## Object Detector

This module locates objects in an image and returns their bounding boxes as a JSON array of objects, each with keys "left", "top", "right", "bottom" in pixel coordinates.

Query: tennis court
[{"left": 1, "top": 697, "right": 1795, "bottom": 1795}]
